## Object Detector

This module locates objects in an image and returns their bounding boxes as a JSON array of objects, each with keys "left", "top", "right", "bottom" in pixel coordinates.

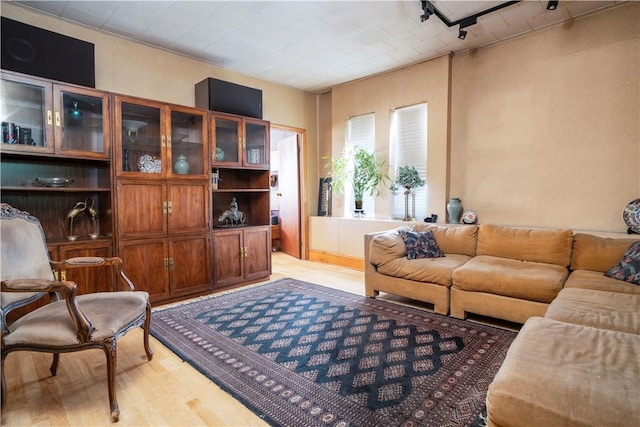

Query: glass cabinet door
[
  {"left": 170, "top": 109, "right": 207, "bottom": 177},
  {"left": 117, "top": 100, "right": 163, "bottom": 175},
  {"left": 244, "top": 119, "right": 269, "bottom": 168},
  {"left": 213, "top": 115, "right": 241, "bottom": 165},
  {"left": 0, "top": 76, "right": 53, "bottom": 153},
  {"left": 55, "top": 87, "right": 110, "bottom": 158}
]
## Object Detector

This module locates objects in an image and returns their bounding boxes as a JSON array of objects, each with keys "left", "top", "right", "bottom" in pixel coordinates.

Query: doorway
[{"left": 270, "top": 125, "right": 307, "bottom": 259}]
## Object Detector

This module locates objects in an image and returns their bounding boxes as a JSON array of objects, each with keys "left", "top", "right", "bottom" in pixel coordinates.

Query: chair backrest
[{"left": 0, "top": 203, "right": 54, "bottom": 282}]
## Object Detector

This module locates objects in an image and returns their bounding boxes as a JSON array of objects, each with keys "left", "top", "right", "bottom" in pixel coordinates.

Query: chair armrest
[
  {"left": 2, "top": 278, "right": 52, "bottom": 291},
  {"left": 1, "top": 278, "right": 95, "bottom": 341}
]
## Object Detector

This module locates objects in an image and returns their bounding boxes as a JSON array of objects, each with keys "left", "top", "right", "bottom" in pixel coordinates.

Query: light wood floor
[{"left": 1, "top": 253, "right": 369, "bottom": 427}]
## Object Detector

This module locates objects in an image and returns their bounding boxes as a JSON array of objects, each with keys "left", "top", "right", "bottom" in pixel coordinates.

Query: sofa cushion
[
  {"left": 565, "top": 270, "right": 640, "bottom": 295},
  {"left": 368, "top": 228, "right": 410, "bottom": 266},
  {"left": 398, "top": 230, "right": 444, "bottom": 259},
  {"left": 604, "top": 240, "right": 640, "bottom": 285},
  {"left": 377, "top": 254, "right": 471, "bottom": 287},
  {"left": 546, "top": 288, "right": 640, "bottom": 334},
  {"left": 413, "top": 223, "right": 478, "bottom": 256},
  {"left": 571, "top": 233, "right": 640, "bottom": 272},
  {"left": 452, "top": 255, "right": 568, "bottom": 303},
  {"left": 487, "top": 317, "right": 640, "bottom": 427},
  {"left": 476, "top": 224, "right": 573, "bottom": 266}
]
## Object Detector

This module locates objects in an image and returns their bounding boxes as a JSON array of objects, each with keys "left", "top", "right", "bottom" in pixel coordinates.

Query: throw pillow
[
  {"left": 398, "top": 230, "right": 445, "bottom": 260},
  {"left": 604, "top": 240, "right": 640, "bottom": 285}
]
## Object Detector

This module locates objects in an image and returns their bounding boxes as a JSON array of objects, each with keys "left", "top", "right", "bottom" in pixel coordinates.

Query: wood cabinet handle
[
  {"left": 55, "top": 111, "right": 61, "bottom": 127},
  {"left": 161, "top": 135, "right": 166, "bottom": 147},
  {"left": 47, "top": 110, "right": 53, "bottom": 126}
]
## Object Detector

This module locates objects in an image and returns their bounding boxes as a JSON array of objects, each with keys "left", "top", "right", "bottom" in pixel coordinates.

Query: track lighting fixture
[
  {"left": 546, "top": 1, "right": 558, "bottom": 10},
  {"left": 457, "top": 16, "right": 476, "bottom": 41},
  {"left": 418, "top": 1, "right": 520, "bottom": 42},
  {"left": 420, "top": 1, "right": 435, "bottom": 22}
]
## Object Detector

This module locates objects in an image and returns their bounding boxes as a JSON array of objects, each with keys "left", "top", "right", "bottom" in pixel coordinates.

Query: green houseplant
[
  {"left": 392, "top": 165, "right": 425, "bottom": 190},
  {"left": 326, "top": 145, "right": 388, "bottom": 210},
  {"left": 390, "top": 166, "right": 425, "bottom": 221}
]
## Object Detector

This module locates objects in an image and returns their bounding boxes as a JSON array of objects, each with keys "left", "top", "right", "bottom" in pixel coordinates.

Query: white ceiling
[{"left": 10, "top": 0, "right": 621, "bottom": 93}]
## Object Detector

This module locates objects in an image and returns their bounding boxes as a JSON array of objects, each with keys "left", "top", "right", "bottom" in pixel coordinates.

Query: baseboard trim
[{"left": 308, "top": 250, "right": 364, "bottom": 271}]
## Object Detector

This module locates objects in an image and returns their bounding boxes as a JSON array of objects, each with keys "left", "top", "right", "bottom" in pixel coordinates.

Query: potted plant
[
  {"left": 326, "top": 145, "right": 388, "bottom": 211},
  {"left": 392, "top": 165, "right": 425, "bottom": 191},
  {"left": 390, "top": 166, "right": 425, "bottom": 221}
]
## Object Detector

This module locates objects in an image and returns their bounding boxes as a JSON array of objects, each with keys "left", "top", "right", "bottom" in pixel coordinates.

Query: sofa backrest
[
  {"left": 571, "top": 233, "right": 640, "bottom": 272},
  {"left": 476, "top": 224, "right": 574, "bottom": 267},
  {"left": 414, "top": 223, "right": 478, "bottom": 256}
]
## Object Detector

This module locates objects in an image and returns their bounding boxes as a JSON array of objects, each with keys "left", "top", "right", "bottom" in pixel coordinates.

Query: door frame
[{"left": 271, "top": 124, "right": 308, "bottom": 260}]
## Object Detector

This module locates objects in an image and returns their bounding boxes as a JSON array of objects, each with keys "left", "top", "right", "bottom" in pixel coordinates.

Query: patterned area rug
[{"left": 150, "top": 278, "right": 517, "bottom": 426}]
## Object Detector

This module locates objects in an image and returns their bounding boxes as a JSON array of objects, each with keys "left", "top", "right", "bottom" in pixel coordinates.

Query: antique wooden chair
[{"left": 0, "top": 203, "right": 153, "bottom": 422}]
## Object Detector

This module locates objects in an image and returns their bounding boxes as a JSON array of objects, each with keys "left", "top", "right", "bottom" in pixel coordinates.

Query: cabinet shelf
[
  {"left": 47, "top": 236, "right": 113, "bottom": 245},
  {"left": 2, "top": 186, "right": 111, "bottom": 192},
  {"left": 213, "top": 188, "right": 269, "bottom": 193}
]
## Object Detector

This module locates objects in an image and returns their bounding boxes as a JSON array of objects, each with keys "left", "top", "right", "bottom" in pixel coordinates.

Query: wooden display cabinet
[
  {"left": 1, "top": 155, "right": 113, "bottom": 243},
  {"left": 115, "top": 180, "right": 210, "bottom": 239},
  {"left": 113, "top": 94, "right": 212, "bottom": 303},
  {"left": 113, "top": 94, "right": 208, "bottom": 179},
  {"left": 210, "top": 109, "right": 271, "bottom": 289},
  {"left": 1, "top": 72, "right": 113, "bottom": 266},
  {"left": 212, "top": 226, "right": 271, "bottom": 288},
  {"left": 118, "top": 234, "right": 211, "bottom": 303},
  {"left": 1, "top": 70, "right": 110, "bottom": 159},
  {"left": 211, "top": 113, "right": 270, "bottom": 169}
]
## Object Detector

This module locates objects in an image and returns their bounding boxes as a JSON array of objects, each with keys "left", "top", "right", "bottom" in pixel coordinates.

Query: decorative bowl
[
  {"left": 35, "top": 177, "right": 75, "bottom": 187},
  {"left": 137, "top": 154, "right": 161, "bottom": 173}
]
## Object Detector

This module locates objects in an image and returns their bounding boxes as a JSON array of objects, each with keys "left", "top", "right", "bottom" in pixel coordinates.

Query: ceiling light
[
  {"left": 458, "top": 28, "right": 468, "bottom": 40},
  {"left": 546, "top": 1, "right": 558, "bottom": 10},
  {"left": 420, "top": 1, "right": 435, "bottom": 22}
]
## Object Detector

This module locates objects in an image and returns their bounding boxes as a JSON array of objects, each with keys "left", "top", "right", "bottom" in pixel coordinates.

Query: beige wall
[
  {"left": 329, "top": 54, "right": 452, "bottom": 220},
  {"left": 320, "top": 3, "right": 638, "bottom": 238},
  {"left": 451, "top": 2, "right": 639, "bottom": 233}
]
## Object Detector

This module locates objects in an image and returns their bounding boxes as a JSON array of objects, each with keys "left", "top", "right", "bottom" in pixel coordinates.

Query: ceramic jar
[
  {"left": 174, "top": 154, "right": 190, "bottom": 174},
  {"left": 447, "top": 197, "right": 463, "bottom": 224}
]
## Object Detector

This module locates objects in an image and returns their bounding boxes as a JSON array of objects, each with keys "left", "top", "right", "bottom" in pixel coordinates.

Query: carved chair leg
[
  {"left": 50, "top": 353, "right": 60, "bottom": 376},
  {"left": 1, "top": 352, "right": 6, "bottom": 409},
  {"left": 103, "top": 338, "right": 119, "bottom": 422},
  {"left": 143, "top": 301, "right": 154, "bottom": 361}
]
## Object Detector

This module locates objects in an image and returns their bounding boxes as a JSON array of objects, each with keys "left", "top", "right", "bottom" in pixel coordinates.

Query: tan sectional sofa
[
  {"left": 486, "top": 233, "right": 639, "bottom": 427},
  {"left": 365, "top": 223, "right": 640, "bottom": 426},
  {"left": 364, "top": 223, "right": 477, "bottom": 315}
]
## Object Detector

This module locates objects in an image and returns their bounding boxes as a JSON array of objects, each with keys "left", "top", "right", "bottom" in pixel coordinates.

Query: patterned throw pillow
[
  {"left": 604, "top": 240, "right": 640, "bottom": 285},
  {"left": 398, "top": 230, "right": 445, "bottom": 260}
]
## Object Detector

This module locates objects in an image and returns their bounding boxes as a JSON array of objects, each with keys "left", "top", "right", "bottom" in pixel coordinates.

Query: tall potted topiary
[
  {"left": 326, "top": 145, "right": 388, "bottom": 212},
  {"left": 390, "top": 166, "right": 425, "bottom": 221}
]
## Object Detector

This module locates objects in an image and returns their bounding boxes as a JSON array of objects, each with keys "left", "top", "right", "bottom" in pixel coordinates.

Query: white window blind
[
  {"left": 389, "top": 103, "right": 428, "bottom": 220},
  {"left": 345, "top": 113, "right": 375, "bottom": 217}
]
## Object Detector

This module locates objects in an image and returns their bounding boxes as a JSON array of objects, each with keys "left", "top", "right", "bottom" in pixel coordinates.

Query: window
[
  {"left": 389, "top": 103, "right": 428, "bottom": 220},
  {"left": 345, "top": 113, "right": 375, "bottom": 217}
]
